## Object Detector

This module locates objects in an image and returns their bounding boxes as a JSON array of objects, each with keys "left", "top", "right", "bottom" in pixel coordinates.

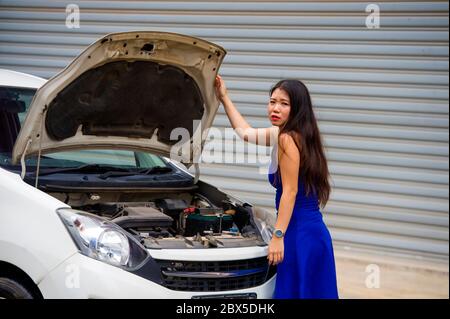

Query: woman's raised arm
[{"left": 215, "top": 75, "right": 278, "bottom": 146}]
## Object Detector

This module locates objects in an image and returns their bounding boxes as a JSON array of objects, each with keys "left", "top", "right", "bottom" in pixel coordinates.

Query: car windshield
[{"left": 0, "top": 86, "right": 169, "bottom": 170}]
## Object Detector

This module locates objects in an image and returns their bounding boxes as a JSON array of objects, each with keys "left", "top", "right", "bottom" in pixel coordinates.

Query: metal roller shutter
[{"left": 0, "top": 0, "right": 448, "bottom": 258}]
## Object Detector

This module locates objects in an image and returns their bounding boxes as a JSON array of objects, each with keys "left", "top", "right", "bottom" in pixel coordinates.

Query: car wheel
[{"left": 0, "top": 277, "right": 34, "bottom": 299}]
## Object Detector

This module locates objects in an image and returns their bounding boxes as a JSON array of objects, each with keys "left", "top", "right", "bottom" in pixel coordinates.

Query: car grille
[{"left": 155, "top": 257, "right": 276, "bottom": 292}]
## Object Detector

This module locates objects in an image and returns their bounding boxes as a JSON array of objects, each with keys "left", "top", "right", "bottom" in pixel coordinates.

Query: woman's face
[{"left": 268, "top": 88, "right": 291, "bottom": 126}]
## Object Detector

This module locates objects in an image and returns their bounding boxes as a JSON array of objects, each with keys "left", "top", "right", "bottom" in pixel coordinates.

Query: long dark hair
[{"left": 271, "top": 79, "right": 331, "bottom": 208}]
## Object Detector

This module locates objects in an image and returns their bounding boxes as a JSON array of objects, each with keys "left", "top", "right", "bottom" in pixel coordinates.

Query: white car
[{"left": 0, "top": 31, "right": 277, "bottom": 299}]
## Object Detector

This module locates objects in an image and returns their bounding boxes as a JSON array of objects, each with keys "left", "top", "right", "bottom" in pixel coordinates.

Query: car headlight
[
  {"left": 254, "top": 217, "right": 274, "bottom": 244},
  {"left": 57, "top": 208, "right": 148, "bottom": 270},
  {"left": 250, "top": 206, "right": 276, "bottom": 244}
]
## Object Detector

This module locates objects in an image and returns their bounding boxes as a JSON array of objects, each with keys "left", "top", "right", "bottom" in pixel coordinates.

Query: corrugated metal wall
[{"left": 0, "top": 0, "right": 448, "bottom": 258}]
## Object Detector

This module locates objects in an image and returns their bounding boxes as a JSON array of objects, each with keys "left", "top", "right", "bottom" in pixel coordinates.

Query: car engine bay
[{"left": 48, "top": 183, "right": 268, "bottom": 250}]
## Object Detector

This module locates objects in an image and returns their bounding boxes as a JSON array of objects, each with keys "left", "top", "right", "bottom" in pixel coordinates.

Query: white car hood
[{"left": 12, "top": 31, "right": 226, "bottom": 166}]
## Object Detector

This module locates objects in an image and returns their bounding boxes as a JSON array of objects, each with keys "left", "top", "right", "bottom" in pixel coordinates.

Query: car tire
[{"left": 0, "top": 277, "right": 34, "bottom": 299}]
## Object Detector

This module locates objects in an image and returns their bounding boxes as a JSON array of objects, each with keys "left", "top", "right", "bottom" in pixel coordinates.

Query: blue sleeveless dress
[{"left": 268, "top": 144, "right": 339, "bottom": 299}]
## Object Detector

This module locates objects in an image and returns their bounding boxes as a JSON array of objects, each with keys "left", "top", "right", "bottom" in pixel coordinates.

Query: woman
[{"left": 214, "top": 76, "right": 339, "bottom": 299}]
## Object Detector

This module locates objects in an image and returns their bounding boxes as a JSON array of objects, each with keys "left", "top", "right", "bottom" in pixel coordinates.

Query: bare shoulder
[
  {"left": 278, "top": 132, "right": 301, "bottom": 164},
  {"left": 278, "top": 132, "right": 297, "bottom": 150}
]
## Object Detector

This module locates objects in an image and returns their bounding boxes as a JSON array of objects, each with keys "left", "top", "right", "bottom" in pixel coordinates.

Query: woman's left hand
[{"left": 268, "top": 237, "right": 284, "bottom": 266}]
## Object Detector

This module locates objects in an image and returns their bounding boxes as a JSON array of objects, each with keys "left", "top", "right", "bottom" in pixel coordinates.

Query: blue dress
[{"left": 268, "top": 144, "right": 339, "bottom": 299}]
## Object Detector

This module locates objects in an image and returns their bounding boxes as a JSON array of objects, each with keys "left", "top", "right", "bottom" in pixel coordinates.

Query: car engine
[{"left": 68, "top": 192, "right": 266, "bottom": 249}]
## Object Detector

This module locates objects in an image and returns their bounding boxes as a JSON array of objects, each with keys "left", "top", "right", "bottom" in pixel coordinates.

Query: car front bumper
[{"left": 38, "top": 252, "right": 276, "bottom": 299}]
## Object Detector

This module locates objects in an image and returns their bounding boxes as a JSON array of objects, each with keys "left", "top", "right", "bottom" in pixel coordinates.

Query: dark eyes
[{"left": 270, "top": 100, "right": 289, "bottom": 106}]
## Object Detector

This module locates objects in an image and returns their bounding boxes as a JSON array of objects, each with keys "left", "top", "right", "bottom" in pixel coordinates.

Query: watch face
[{"left": 274, "top": 229, "right": 283, "bottom": 238}]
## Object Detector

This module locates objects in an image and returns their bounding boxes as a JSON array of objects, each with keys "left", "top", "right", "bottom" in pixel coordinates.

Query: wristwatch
[{"left": 273, "top": 229, "right": 284, "bottom": 238}]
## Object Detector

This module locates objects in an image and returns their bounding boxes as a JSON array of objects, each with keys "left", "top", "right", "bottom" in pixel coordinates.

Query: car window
[{"left": 0, "top": 86, "right": 168, "bottom": 170}]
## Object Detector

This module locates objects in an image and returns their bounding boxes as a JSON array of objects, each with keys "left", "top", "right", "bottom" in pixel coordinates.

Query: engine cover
[{"left": 113, "top": 206, "right": 173, "bottom": 229}]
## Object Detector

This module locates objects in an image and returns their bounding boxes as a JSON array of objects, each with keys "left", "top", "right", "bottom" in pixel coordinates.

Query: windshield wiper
[
  {"left": 27, "top": 164, "right": 133, "bottom": 177},
  {"left": 98, "top": 166, "right": 173, "bottom": 180}
]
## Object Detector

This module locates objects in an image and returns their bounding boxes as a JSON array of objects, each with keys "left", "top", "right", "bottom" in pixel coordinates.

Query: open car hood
[{"left": 12, "top": 31, "right": 226, "bottom": 166}]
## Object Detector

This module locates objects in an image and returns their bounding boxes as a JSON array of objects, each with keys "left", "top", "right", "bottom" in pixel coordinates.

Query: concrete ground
[{"left": 333, "top": 244, "right": 449, "bottom": 299}]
